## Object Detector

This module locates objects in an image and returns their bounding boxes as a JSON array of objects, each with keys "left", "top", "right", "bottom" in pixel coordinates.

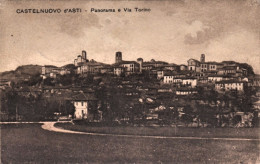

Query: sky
[{"left": 0, "top": 0, "right": 260, "bottom": 73}]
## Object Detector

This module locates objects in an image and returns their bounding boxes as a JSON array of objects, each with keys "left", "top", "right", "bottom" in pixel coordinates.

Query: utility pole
[{"left": 16, "top": 104, "right": 18, "bottom": 121}]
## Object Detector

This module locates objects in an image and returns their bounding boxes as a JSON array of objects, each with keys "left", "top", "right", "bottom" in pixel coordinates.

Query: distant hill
[
  {"left": 0, "top": 65, "right": 42, "bottom": 81},
  {"left": 62, "top": 64, "right": 76, "bottom": 69}
]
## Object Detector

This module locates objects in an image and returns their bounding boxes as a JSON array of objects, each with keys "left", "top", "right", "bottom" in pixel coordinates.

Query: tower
[
  {"left": 137, "top": 58, "right": 143, "bottom": 73},
  {"left": 200, "top": 54, "right": 205, "bottom": 63},
  {"left": 82, "top": 50, "right": 87, "bottom": 60},
  {"left": 115, "top": 51, "right": 122, "bottom": 63}
]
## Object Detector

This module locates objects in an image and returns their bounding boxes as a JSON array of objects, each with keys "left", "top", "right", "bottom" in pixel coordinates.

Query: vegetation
[
  {"left": 55, "top": 122, "right": 260, "bottom": 139},
  {"left": 1, "top": 124, "right": 259, "bottom": 163}
]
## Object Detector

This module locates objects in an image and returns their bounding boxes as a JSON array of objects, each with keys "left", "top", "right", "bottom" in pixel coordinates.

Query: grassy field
[
  {"left": 55, "top": 122, "right": 260, "bottom": 139},
  {"left": 1, "top": 123, "right": 259, "bottom": 163}
]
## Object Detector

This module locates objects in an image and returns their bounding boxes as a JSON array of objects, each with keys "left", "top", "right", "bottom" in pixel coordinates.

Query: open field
[
  {"left": 1, "top": 123, "right": 259, "bottom": 163},
  {"left": 55, "top": 122, "right": 260, "bottom": 139}
]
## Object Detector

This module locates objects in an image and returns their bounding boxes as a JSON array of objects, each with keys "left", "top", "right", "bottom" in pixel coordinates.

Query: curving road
[{"left": 41, "top": 122, "right": 260, "bottom": 141}]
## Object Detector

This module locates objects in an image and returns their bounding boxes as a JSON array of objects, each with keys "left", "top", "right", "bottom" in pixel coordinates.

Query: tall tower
[
  {"left": 115, "top": 51, "right": 122, "bottom": 63},
  {"left": 137, "top": 58, "right": 143, "bottom": 73},
  {"left": 200, "top": 54, "right": 205, "bottom": 63},
  {"left": 82, "top": 50, "right": 87, "bottom": 60}
]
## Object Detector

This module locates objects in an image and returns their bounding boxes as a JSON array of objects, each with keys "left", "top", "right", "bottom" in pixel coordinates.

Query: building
[
  {"left": 176, "top": 88, "right": 198, "bottom": 95},
  {"left": 200, "top": 63, "right": 208, "bottom": 72},
  {"left": 112, "top": 52, "right": 140, "bottom": 76},
  {"left": 163, "top": 73, "right": 175, "bottom": 84},
  {"left": 141, "top": 59, "right": 168, "bottom": 72},
  {"left": 41, "top": 65, "right": 71, "bottom": 79},
  {"left": 41, "top": 65, "right": 58, "bottom": 79},
  {"left": 100, "top": 65, "right": 113, "bottom": 74},
  {"left": 162, "top": 64, "right": 179, "bottom": 71},
  {"left": 77, "top": 61, "right": 105, "bottom": 75},
  {"left": 215, "top": 80, "right": 246, "bottom": 92},
  {"left": 180, "top": 64, "right": 188, "bottom": 71},
  {"left": 208, "top": 75, "right": 224, "bottom": 82},
  {"left": 182, "top": 77, "right": 197, "bottom": 88},
  {"left": 72, "top": 92, "right": 97, "bottom": 120},
  {"left": 121, "top": 61, "right": 140, "bottom": 75},
  {"left": 113, "top": 66, "right": 125, "bottom": 76},
  {"left": 187, "top": 59, "right": 200, "bottom": 72},
  {"left": 207, "top": 75, "right": 236, "bottom": 83},
  {"left": 74, "top": 50, "right": 89, "bottom": 66},
  {"left": 163, "top": 74, "right": 197, "bottom": 88},
  {"left": 207, "top": 62, "right": 219, "bottom": 71}
]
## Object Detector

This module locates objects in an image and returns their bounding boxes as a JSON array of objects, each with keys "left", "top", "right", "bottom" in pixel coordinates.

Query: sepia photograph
[{"left": 0, "top": 0, "right": 259, "bottom": 163}]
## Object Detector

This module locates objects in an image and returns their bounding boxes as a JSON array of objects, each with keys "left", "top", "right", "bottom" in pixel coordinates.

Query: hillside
[{"left": 0, "top": 65, "right": 42, "bottom": 81}]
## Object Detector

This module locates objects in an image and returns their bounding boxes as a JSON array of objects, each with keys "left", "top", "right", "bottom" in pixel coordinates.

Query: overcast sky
[{"left": 1, "top": 0, "right": 259, "bottom": 73}]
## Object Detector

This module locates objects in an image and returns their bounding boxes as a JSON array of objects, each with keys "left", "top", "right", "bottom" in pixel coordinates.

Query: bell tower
[
  {"left": 115, "top": 51, "right": 122, "bottom": 63},
  {"left": 200, "top": 54, "right": 205, "bottom": 63}
]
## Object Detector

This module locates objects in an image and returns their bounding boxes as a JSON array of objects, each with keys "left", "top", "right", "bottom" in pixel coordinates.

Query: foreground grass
[
  {"left": 1, "top": 124, "right": 259, "bottom": 163},
  {"left": 55, "top": 122, "right": 260, "bottom": 139}
]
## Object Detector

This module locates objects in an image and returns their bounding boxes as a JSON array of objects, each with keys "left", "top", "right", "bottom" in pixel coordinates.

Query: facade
[
  {"left": 77, "top": 62, "right": 104, "bottom": 74},
  {"left": 200, "top": 63, "right": 208, "bottom": 72},
  {"left": 208, "top": 62, "right": 218, "bottom": 71},
  {"left": 163, "top": 74, "right": 174, "bottom": 84},
  {"left": 114, "top": 66, "right": 125, "bottom": 76},
  {"left": 121, "top": 61, "right": 140, "bottom": 75},
  {"left": 72, "top": 92, "right": 97, "bottom": 120},
  {"left": 215, "top": 81, "right": 245, "bottom": 92},
  {"left": 163, "top": 75, "right": 197, "bottom": 88},
  {"left": 176, "top": 88, "right": 198, "bottom": 95},
  {"left": 208, "top": 75, "right": 224, "bottom": 82},
  {"left": 182, "top": 78, "right": 197, "bottom": 88},
  {"left": 187, "top": 59, "right": 200, "bottom": 72}
]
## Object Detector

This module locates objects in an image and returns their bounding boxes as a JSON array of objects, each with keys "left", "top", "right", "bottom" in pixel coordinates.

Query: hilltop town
[{"left": 0, "top": 51, "right": 260, "bottom": 127}]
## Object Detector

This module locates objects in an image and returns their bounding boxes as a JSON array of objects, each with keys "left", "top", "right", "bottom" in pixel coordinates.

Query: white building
[
  {"left": 215, "top": 81, "right": 246, "bottom": 92},
  {"left": 72, "top": 92, "right": 97, "bottom": 120},
  {"left": 163, "top": 75, "right": 197, "bottom": 88},
  {"left": 163, "top": 75, "right": 174, "bottom": 83},
  {"left": 182, "top": 78, "right": 197, "bottom": 88},
  {"left": 208, "top": 75, "right": 223, "bottom": 82},
  {"left": 176, "top": 88, "right": 198, "bottom": 95}
]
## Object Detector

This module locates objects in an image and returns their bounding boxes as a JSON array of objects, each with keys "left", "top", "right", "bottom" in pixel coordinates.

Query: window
[{"left": 81, "top": 101, "right": 84, "bottom": 106}]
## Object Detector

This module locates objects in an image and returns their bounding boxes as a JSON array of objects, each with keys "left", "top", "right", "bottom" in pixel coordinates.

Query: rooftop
[{"left": 71, "top": 92, "right": 97, "bottom": 101}]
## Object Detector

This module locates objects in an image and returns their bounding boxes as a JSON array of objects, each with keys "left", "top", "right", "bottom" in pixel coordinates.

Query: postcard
[{"left": 0, "top": 0, "right": 259, "bottom": 163}]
